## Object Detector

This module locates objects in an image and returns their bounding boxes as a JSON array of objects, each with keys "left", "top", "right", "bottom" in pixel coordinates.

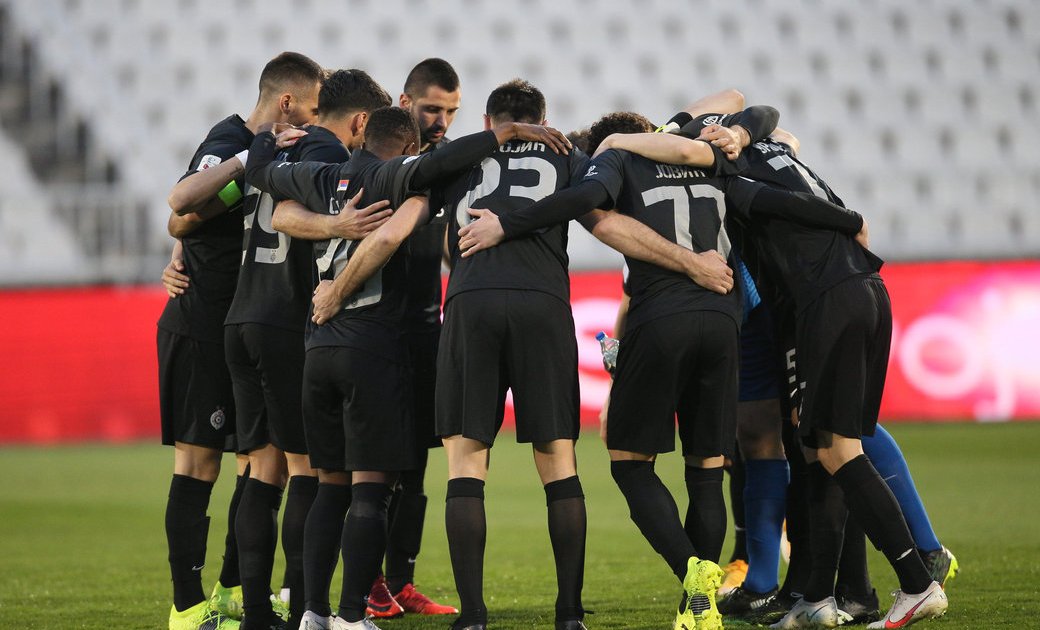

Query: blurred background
[{"left": 0, "top": 0, "right": 1038, "bottom": 441}]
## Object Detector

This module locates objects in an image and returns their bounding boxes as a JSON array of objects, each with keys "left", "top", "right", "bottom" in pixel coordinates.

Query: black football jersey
[
  {"left": 247, "top": 148, "right": 427, "bottom": 360},
  {"left": 585, "top": 147, "right": 744, "bottom": 332},
  {"left": 439, "top": 141, "right": 590, "bottom": 305},
  {"left": 224, "top": 125, "right": 349, "bottom": 332},
  {"left": 728, "top": 139, "right": 884, "bottom": 313},
  {"left": 402, "top": 138, "right": 450, "bottom": 334},
  {"left": 157, "top": 114, "right": 252, "bottom": 343}
]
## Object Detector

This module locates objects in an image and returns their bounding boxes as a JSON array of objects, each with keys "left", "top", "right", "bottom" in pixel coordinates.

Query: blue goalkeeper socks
[
  {"left": 863, "top": 425, "right": 942, "bottom": 553},
  {"left": 742, "top": 459, "right": 790, "bottom": 593}
]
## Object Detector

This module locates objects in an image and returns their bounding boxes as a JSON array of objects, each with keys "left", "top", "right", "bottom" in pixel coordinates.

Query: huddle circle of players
[{"left": 158, "top": 52, "right": 956, "bottom": 630}]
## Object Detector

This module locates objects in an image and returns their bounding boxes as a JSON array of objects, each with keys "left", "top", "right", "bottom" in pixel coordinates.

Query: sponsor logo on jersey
[
  {"left": 700, "top": 115, "right": 722, "bottom": 126},
  {"left": 197, "top": 154, "right": 222, "bottom": 171},
  {"left": 584, "top": 165, "right": 598, "bottom": 178},
  {"left": 209, "top": 407, "right": 226, "bottom": 430},
  {"left": 337, "top": 179, "right": 350, "bottom": 192},
  {"left": 403, "top": 155, "right": 422, "bottom": 164}
]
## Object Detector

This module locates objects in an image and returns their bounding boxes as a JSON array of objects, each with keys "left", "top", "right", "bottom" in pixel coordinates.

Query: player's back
[
  {"left": 735, "top": 140, "right": 883, "bottom": 312},
  {"left": 593, "top": 148, "right": 743, "bottom": 332},
  {"left": 441, "top": 139, "right": 589, "bottom": 305},
  {"left": 226, "top": 125, "right": 349, "bottom": 332}
]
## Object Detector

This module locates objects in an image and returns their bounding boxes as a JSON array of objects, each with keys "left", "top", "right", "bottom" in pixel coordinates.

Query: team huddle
[{"left": 157, "top": 51, "right": 955, "bottom": 630}]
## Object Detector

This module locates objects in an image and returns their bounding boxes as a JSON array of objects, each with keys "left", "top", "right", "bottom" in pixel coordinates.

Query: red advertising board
[{"left": 1, "top": 261, "right": 1037, "bottom": 444}]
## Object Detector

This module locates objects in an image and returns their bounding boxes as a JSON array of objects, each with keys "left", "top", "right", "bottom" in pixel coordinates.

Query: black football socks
[
  {"left": 445, "top": 477, "right": 488, "bottom": 627},
  {"left": 834, "top": 455, "right": 932, "bottom": 595},
  {"left": 166, "top": 474, "right": 213, "bottom": 612},
  {"left": 217, "top": 471, "right": 248, "bottom": 590},
  {"left": 303, "top": 483, "right": 351, "bottom": 618},
  {"left": 338, "top": 482, "right": 393, "bottom": 623},
  {"left": 684, "top": 465, "right": 727, "bottom": 564},
  {"left": 610, "top": 460, "right": 696, "bottom": 580},
  {"left": 237, "top": 478, "right": 283, "bottom": 628},
  {"left": 803, "top": 462, "right": 847, "bottom": 603},
  {"left": 545, "top": 476, "right": 586, "bottom": 623},
  {"left": 386, "top": 465, "right": 428, "bottom": 595},
  {"left": 282, "top": 474, "right": 318, "bottom": 625}
]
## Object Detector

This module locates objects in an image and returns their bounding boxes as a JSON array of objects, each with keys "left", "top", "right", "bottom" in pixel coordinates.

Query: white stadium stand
[{"left": 0, "top": 0, "right": 1036, "bottom": 284}]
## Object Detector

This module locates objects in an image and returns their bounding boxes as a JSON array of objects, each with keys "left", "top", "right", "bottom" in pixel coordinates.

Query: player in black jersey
[
  {"left": 223, "top": 69, "right": 392, "bottom": 630},
  {"left": 157, "top": 52, "right": 325, "bottom": 630},
  {"left": 456, "top": 105, "right": 779, "bottom": 630},
  {"left": 358, "top": 59, "right": 464, "bottom": 620},
  {"left": 239, "top": 70, "right": 392, "bottom": 630},
  {"left": 245, "top": 105, "right": 569, "bottom": 630},
  {"left": 611, "top": 120, "right": 949, "bottom": 629}
]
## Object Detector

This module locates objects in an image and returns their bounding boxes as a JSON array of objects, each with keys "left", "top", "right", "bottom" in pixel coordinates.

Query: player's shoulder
[
  {"left": 292, "top": 125, "right": 349, "bottom": 163},
  {"left": 191, "top": 114, "right": 252, "bottom": 165},
  {"left": 202, "top": 114, "right": 251, "bottom": 146}
]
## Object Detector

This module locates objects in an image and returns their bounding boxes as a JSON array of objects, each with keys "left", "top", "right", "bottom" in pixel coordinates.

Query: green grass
[{"left": 1, "top": 422, "right": 1038, "bottom": 629}]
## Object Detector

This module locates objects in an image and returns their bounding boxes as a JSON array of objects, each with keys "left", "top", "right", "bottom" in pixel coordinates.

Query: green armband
[{"left": 217, "top": 180, "right": 243, "bottom": 208}]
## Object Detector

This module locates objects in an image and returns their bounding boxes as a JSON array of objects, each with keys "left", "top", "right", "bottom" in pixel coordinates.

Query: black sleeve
[
  {"left": 297, "top": 139, "right": 349, "bottom": 163},
  {"left": 498, "top": 179, "right": 610, "bottom": 239},
  {"left": 409, "top": 130, "right": 500, "bottom": 190},
  {"left": 729, "top": 105, "right": 780, "bottom": 144},
  {"left": 729, "top": 177, "right": 864, "bottom": 233},
  {"left": 244, "top": 132, "right": 340, "bottom": 213}
]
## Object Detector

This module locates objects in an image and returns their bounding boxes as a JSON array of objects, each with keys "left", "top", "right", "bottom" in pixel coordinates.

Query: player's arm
[
  {"left": 272, "top": 193, "right": 391, "bottom": 241},
  {"left": 244, "top": 129, "right": 335, "bottom": 212},
  {"left": 161, "top": 239, "right": 189, "bottom": 297},
  {"left": 728, "top": 177, "right": 864, "bottom": 234},
  {"left": 311, "top": 196, "right": 431, "bottom": 324},
  {"left": 655, "top": 89, "right": 745, "bottom": 134},
  {"left": 694, "top": 105, "right": 780, "bottom": 158},
  {"left": 685, "top": 88, "right": 745, "bottom": 118},
  {"left": 769, "top": 127, "right": 800, "bottom": 155},
  {"left": 576, "top": 210, "right": 734, "bottom": 295},
  {"left": 407, "top": 123, "right": 571, "bottom": 190},
  {"left": 595, "top": 133, "right": 719, "bottom": 165},
  {"left": 457, "top": 179, "right": 608, "bottom": 256},
  {"left": 167, "top": 155, "right": 247, "bottom": 216}
]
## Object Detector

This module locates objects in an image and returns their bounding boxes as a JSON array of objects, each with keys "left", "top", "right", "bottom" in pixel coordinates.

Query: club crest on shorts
[{"left": 210, "top": 407, "right": 226, "bottom": 430}]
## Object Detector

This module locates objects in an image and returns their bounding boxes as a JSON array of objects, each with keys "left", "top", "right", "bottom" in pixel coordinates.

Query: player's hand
[
  {"left": 161, "top": 257, "right": 190, "bottom": 297},
  {"left": 855, "top": 216, "right": 870, "bottom": 249},
  {"left": 790, "top": 407, "right": 800, "bottom": 428},
  {"left": 328, "top": 188, "right": 392, "bottom": 240},
  {"left": 311, "top": 280, "right": 343, "bottom": 325},
  {"left": 457, "top": 208, "right": 504, "bottom": 257},
  {"left": 697, "top": 124, "right": 744, "bottom": 160},
  {"left": 685, "top": 250, "right": 734, "bottom": 295},
  {"left": 506, "top": 123, "right": 573, "bottom": 155},
  {"left": 274, "top": 126, "right": 308, "bottom": 149}
]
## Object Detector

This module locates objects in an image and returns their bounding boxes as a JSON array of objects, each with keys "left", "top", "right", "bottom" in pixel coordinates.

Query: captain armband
[{"left": 217, "top": 180, "right": 243, "bottom": 208}]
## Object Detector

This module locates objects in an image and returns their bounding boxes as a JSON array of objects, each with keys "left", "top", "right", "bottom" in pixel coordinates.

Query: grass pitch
[{"left": 1, "top": 422, "right": 1038, "bottom": 629}]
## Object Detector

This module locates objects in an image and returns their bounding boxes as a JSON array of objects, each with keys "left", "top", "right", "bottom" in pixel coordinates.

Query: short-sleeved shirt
[
  {"left": 438, "top": 141, "right": 591, "bottom": 306},
  {"left": 224, "top": 125, "right": 349, "bottom": 332},
  {"left": 584, "top": 147, "right": 744, "bottom": 332},
  {"left": 158, "top": 114, "right": 252, "bottom": 343}
]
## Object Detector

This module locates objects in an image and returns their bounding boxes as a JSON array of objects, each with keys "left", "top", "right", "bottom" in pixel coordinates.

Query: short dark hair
[
  {"left": 485, "top": 79, "right": 546, "bottom": 125},
  {"left": 257, "top": 51, "right": 325, "bottom": 98},
  {"left": 586, "top": 111, "right": 654, "bottom": 155},
  {"left": 566, "top": 128, "right": 591, "bottom": 154},
  {"left": 317, "top": 69, "right": 392, "bottom": 118},
  {"left": 364, "top": 106, "right": 420, "bottom": 154},
  {"left": 403, "top": 58, "right": 460, "bottom": 98}
]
